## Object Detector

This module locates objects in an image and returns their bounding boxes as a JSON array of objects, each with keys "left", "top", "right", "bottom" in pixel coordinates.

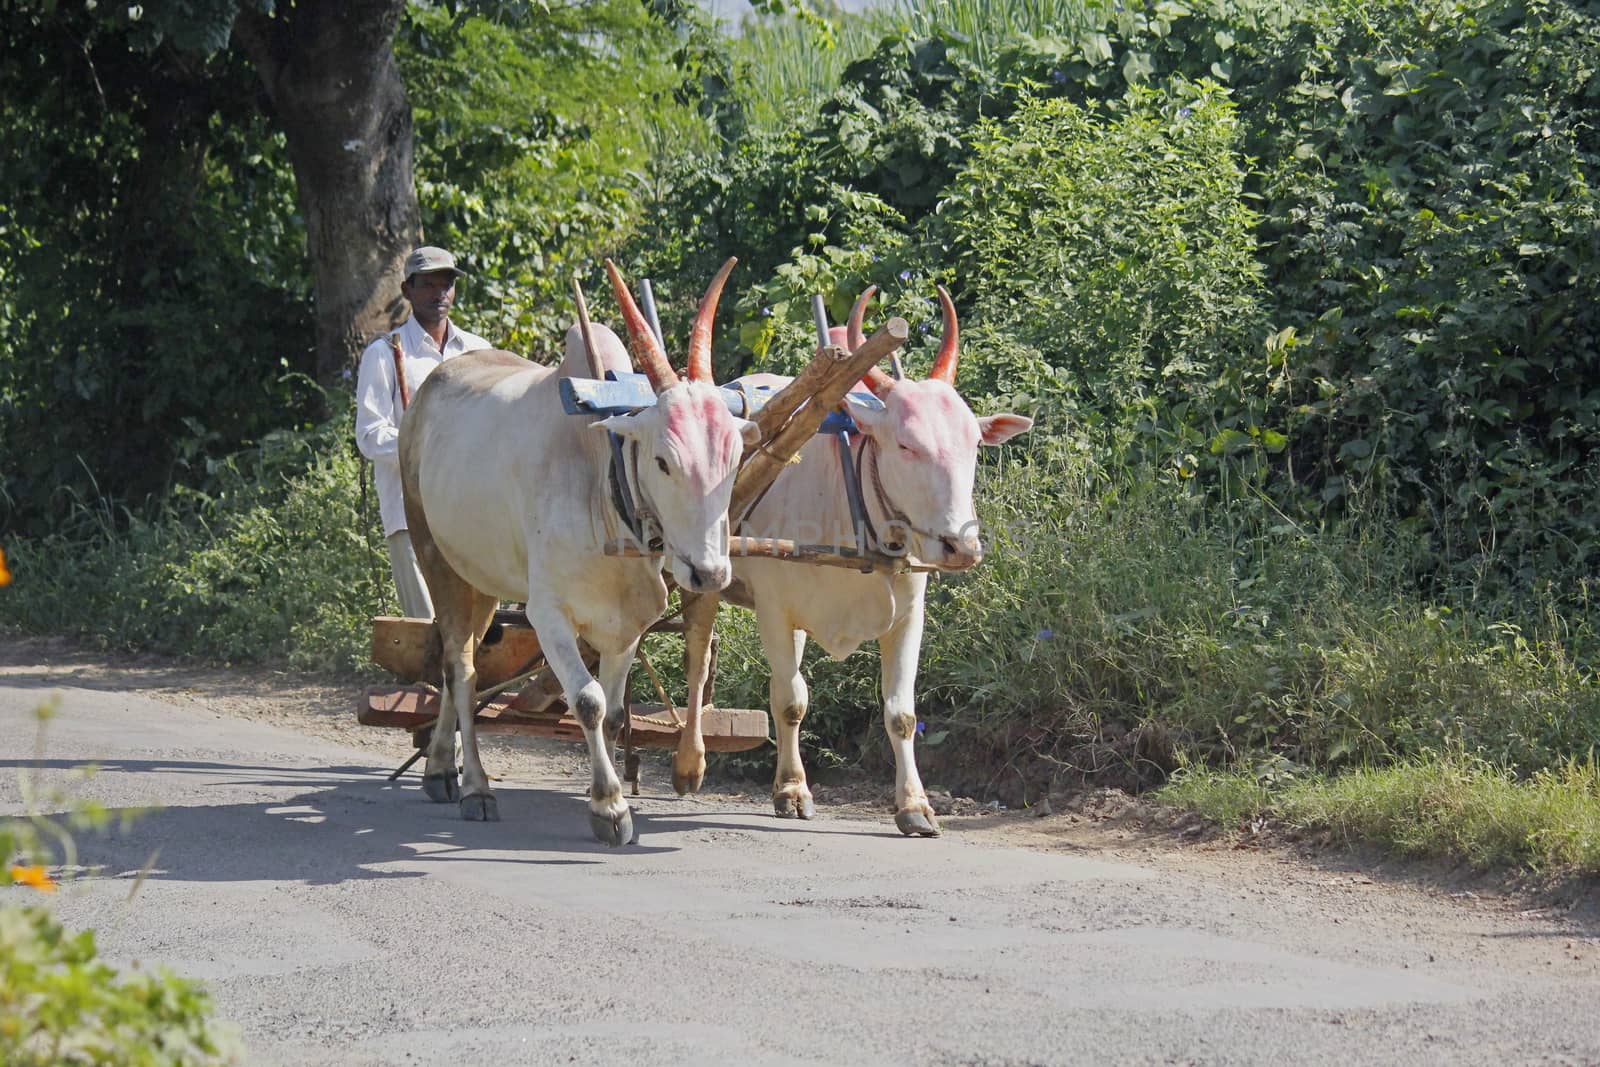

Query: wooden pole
[
  {"left": 731, "top": 317, "right": 908, "bottom": 524},
  {"left": 606, "top": 536, "right": 934, "bottom": 574},
  {"left": 572, "top": 276, "right": 606, "bottom": 379}
]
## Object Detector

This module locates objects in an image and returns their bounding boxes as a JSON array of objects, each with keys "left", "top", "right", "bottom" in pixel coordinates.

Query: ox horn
[
  {"left": 928, "top": 285, "right": 960, "bottom": 384},
  {"left": 846, "top": 285, "right": 877, "bottom": 354},
  {"left": 606, "top": 259, "right": 678, "bottom": 393},
  {"left": 686, "top": 256, "right": 738, "bottom": 383},
  {"left": 848, "top": 286, "right": 898, "bottom": 399}
]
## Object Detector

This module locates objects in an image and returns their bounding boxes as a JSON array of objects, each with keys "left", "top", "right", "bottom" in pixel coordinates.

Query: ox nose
[
  {"left": 678, "top": 555, "right": 731, "bottom": 592},
  {"left": 939, "top": 535, "right": 984, "bottom": 571}
]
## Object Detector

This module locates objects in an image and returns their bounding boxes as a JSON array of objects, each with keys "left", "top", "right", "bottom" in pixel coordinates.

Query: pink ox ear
[{"left": 977, "top": 413, "right": 1033, "bottom": 446}]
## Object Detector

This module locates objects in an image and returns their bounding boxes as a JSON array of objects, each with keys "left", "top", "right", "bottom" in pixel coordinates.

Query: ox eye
[{"left": 656, "top": 457, "right": 670, "bottom": 475}]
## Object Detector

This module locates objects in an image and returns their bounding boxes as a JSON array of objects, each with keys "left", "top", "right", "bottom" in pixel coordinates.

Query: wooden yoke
[
  {"left": 730, "top": 316, "right": 909, "bottom": 526},
  {"left": 667, "top": 315, "right": 908, "bottom": 797}
]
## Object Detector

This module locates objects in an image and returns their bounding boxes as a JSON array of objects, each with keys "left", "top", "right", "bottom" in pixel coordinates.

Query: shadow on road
[{"left": 0, "top": 757, "right": 888, "bottom": 890}]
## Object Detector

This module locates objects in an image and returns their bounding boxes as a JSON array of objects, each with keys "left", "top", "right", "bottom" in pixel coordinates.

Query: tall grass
[
  {"left": 1163, "top": 755, "right": 1600, "bottom": 878},
  {"left": 908, "top": 439, "right": 1600, "bottom": 777},
  {"left": 729, "top": 0, "right": 1103, "bottom": 134},
  {"left": 892, "top": 0, "right": 1104, "bottom": 68}
]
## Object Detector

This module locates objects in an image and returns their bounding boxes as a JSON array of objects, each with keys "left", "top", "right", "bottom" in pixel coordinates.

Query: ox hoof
[
  {"left": 672, "top": 757, "right": 705, "bottom": 796},
  {"left": 895, "top": 806, "right": 942, "bottom": 838},
  {"left": 773, "top": 787, "right": 815, "bottom": 820},
  {"left": 422, "top": 772, "right": 460, "bottom": 804},
  {"left": 590, "top": 806, "right": 635, "bottom": 847},
  {"left": 460, "top": 793, "right": 499, "bottom": 822}
]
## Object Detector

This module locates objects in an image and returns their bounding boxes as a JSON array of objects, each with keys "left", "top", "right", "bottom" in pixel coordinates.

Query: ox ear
[
  {"left": 848, "top": 401, "right": 891, "bottom": 437},
  {"left": 735, "top": 417, "right": 762, "bottom": 450},
  {"left": 594, "top": 412, "right": 650, "bottom": 441},
  {"left": 977, "top": 413, "right": 1033, "bottom": 446}
]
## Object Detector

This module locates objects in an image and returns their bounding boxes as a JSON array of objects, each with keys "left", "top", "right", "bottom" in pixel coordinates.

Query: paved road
[{"left": 3, "top": 679, "right": 1598, "bottom": 1065}]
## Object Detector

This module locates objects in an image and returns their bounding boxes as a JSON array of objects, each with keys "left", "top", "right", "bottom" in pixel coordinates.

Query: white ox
[
  {"left": 399, "top": 259, "right": 759, "bottom": 845},
  {"left": 674, "top": 288, "right": 1033, "bottom": 836}
]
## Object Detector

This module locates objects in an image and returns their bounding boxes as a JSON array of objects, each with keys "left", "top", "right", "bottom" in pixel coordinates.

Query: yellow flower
[
  {"left": 8, "top": 865, "right": 57, "bottom": 893},
  {"left": 0, "top": 544, "right": 9, "bottom": 586}
]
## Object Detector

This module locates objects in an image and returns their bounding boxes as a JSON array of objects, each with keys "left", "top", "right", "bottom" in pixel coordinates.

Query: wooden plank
[
  {"left": 357, "top": 686, "right": 769, "bottom": 753},
  {"left": 370, "top": 616, "right": 544, "bottom": 688},
  {"left": 605, "top": 536, "right": 936, "bottom": 574}
]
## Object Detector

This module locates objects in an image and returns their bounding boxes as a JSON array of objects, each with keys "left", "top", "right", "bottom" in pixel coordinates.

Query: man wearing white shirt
[{"left": 355, "top": 246, "right": 492, "bottom": 619}]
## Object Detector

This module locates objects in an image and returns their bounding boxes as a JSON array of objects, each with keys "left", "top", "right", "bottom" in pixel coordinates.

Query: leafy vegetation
[
  {"left": 0, "top": 598, "right": 236, "bottom": 1065},
  {"left": 2, "top": 409, "right": 389, "bottom": 674}
]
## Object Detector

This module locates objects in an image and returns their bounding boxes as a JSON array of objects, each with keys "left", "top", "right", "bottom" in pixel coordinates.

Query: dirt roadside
[{"left": 4, "top": 630, "right": 1597, "bottom": 984}]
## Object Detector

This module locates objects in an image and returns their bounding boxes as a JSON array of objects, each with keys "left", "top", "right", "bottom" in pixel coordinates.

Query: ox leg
[
  {"left": 422, "top": 675, "right": 462, "bottom": 806},
  {"left": 427, "top": 593, "right": 499, "bottom": 821},
  {"left": 762, "top": 613, "right": 814, "bottom": 820},
  {"left": 422, "top": 620, "right": 460, "bottom": 801},
  {"left": 525, "top": 601, "right": 634, "bottom": 847},
  {"left": 597, "top": 642, "right": 638, "bottom": 758},
  {"left": 673, "top": 590, "right": 720, "bottom": 795},
  {"left": 880, "top": 591, "right": 939, "bottom": 837}
]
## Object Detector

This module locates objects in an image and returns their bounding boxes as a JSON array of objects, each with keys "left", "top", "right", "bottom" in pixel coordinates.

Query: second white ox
[
  {"left": 399, "top": 259, "right": 758, "bottom": 846},
  {"left": 673, "top": 287, "right": 1032, "bottom": 836}
]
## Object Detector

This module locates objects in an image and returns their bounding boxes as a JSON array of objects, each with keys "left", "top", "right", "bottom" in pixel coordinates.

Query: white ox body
[
  {"left": 676, "top": 353, "right": 1031, "bottom": 836},
  {"left": 400, "top": 291, "right": 756, "bottom": 845}
]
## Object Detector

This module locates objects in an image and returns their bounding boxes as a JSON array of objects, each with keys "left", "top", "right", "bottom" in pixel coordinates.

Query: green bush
[
  {"left": 0, "top": 905, "right": 238, "bottom": 1066},
  {"left": 0, "top": 706, "right": 238, "bottom": 1065},
  {"left": 1235, "top": 0, "right": 1600, "bottom": 604},
  {"left": 939, "top": 83, "right": 1269, "bottom": 446},
  {"left": 0, "top": 413, "right": 386, "bottom": 674},
  {"left": 0, "top": 10, "right": 317, "bottom": 536}
]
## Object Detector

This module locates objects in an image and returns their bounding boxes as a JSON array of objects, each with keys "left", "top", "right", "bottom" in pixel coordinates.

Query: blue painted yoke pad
[{"left": 559, "top": 371, "right": 883, "bottom": 435}]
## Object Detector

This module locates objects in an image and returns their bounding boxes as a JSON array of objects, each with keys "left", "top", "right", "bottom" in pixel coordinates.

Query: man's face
[{"left": 403, "top": 270, "right": 457, "bottom": 326}]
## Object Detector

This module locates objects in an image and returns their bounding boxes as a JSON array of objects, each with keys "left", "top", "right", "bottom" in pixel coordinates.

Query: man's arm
[{"left": 354, "top": 337, "right": 401, "bottom": 461}]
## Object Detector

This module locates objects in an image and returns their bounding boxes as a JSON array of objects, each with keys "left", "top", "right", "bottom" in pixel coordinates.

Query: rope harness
[{"left": 607, "top": 429, "right": 664, "bottom": 555}]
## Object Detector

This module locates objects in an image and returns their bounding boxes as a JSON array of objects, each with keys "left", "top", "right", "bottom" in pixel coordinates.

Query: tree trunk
[{"left": 233, "top": 0, "right": 417, "bottom": 386}]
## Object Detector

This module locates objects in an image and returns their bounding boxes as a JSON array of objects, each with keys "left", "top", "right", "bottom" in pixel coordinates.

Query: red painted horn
[
  {"left": 686, "top": 256, "right": 738, "bottom": 383},
  {"left": 847, "top": 285, "right": 877, "bottom": 354},
  {"left": 928, "top": 285, "right": 959, "bottom": 384},
  {"left": 606, "top": 259, "right": 678, "bottom": 393}
]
